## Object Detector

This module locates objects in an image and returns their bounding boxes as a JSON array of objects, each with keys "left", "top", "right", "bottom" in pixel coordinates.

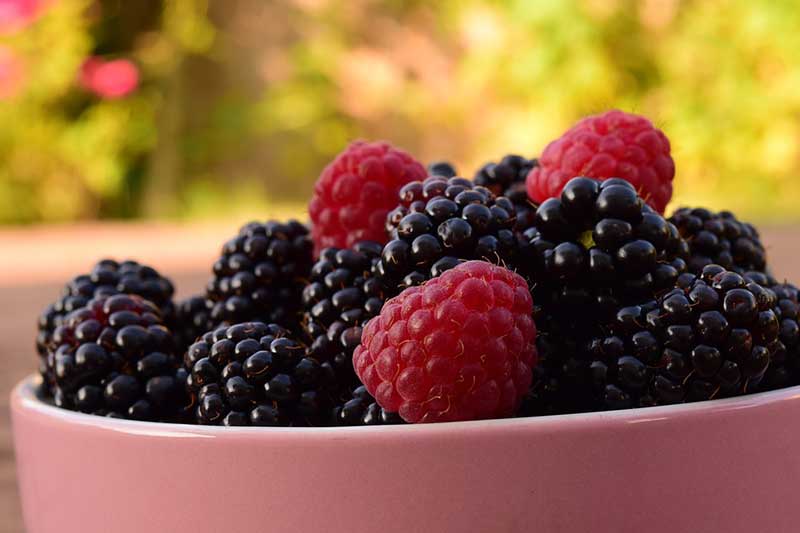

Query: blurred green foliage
[{"left": 1, "top": 0, "right": 799, "bottom": 224}]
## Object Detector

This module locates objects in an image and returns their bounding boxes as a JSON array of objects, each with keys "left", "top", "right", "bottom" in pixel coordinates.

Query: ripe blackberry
[
  {"left": 184, "top": 322, "right": 338, "bottom": 426},
  {"left": 36, "top": 259, "right": 175, "bottom": 389},
  {"left": 331, "top": 385, "right": 404, "bottom": 426},
  {"left": 582, "top": 265, "right": 785, "bottom": 410},
  {"left": 301, "top": 241, "right": 388, "bottom": 388},
  {"left": 173, "top": 295, "right": 213, "bottom": 353},
  {"left": 46, "top": 294, "right": 183, "bottom": 421},
  {"left": 669, "top": 207, "right": 767, "bottom": 274},
  {"left": 474, "top": 154, "right": 539, "bottom": 231},
  {"left": 521, "top": 177, "right": 689, "bottom": 326},
  {"left": 381, "top": 175, "right": 518, "bottom": 291},
  {"left": 205, "top": 220, "right": 313, "bottom": 331},
  {"left": 427, "top": 161, "right": 458, "bottom": 178}
]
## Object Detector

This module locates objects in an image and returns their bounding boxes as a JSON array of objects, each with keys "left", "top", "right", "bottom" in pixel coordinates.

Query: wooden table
[{"left": 0, "top": 224, "right": 797, "bottom": 532}]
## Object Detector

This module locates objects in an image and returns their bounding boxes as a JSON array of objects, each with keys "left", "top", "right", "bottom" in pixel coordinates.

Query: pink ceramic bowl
[{"left": 11, "top": 374, "right": 800, "bottom": 533}]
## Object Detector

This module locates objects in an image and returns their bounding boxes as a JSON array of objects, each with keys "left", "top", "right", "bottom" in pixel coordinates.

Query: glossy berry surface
[
  {"left": 184, "top": 322, "right": 338, "bottom": 426},
  {"left": 309, "top": 140, "right": 427, "bottom": 257},
  {"left": 353, "top": 261, "right": 537, "bottom": 423},
  {"left": 205, "top": 220, "right": 312, "bottom": 331},
  {"left": 473, "top": 154, "right": 539, "bottom": 231},
  {"left": 381, "top": 175, "right": 519, "bottom": 291},
  {"left": 669, "top": 207, "right": 767, "bottom": 274},
  {"left": 527, "top": 110, "right": 674, "bottom": 213},
  {"left": 331, "top": 385, "right": 404, "bottom": 426},
  {"left": 173, "top": 295, "right": 213, "bottom": 354},
  {"left": 302, "top": 241, "right": 388, "bottom": 388},
  {"left": 540, "top": 266, "right": 791, "bottom": 412},
  {"left": 45, "top": 294, "right": 183, "bottom": 421},
  {"left": 37, "top": 259, "right": 175, "bottom": 388}
]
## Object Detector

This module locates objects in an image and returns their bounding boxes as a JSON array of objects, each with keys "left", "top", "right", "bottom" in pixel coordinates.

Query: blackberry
[
  {"left": 205, "top": 220, "right": 313, "bottom": 331},
  {"left": 36, "top": 259, "right": 175, "bottom": 389},
  {"left": 521, "top": 177, "right": 689, "bottom": 326},
  {"left": 184, "top": 322, "right": 338, "bottom": 426},
  {"left": 474, "top": 154, "right": 539, "bottom": 231},
  {"left": 669, "top": 207, "right": 767, "bottom": 274},
  {"left": 45, "top": 294, "right": 183, "bottom": 420},
  {"left": 427, "top": 161, "right": 458, "bottom": 178},
  {"left": 173, "top": 295, "right": 213, "bottom": 353},
  {"left": 301, "top": 241, "right": 388, "bottom": 388},
  {"left": 581, "top": 265, "right": 786, "bottom": 410},
  {"left": 331, "top": 385, "right": 404, "bottom": 426},
  {"left": 381, "top": 175, "right": 518, "bottom": 290}
]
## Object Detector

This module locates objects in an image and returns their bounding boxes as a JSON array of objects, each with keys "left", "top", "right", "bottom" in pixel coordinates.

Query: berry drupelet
[
  {"left": 37, "top": 259, "right": 175, "bottom": 389},
  {"left": 46, "top": 294, "right": 183, "bottom": 421},
  {"left": 474, "top": 154, "right": 539, "bottom": 231},
  {"left": 583, "top": 265, "right": 786, "bottom": 410},
  {"left": 173, "top": 295, "right": 213, "bottom": 353},
  {"left": 669, "top": 207, "right": 767, "bottom": 275},
  {"left": 521, "top": 177, "right": 689, "bottom": 326},
  {"left": 427, "top": 161, "right": 458, "bottom": 178},
  {"left": 205, "top": 220, "right": 313, "bottom": 331},
  {"left": 331, "top": 385, "right": 404, "bottom": 426},
  {"left": 302, "top": 241, "right": 388, "bottom": 388},
  {"left": 184, "top": 322, "right": 338, "bottom": 426},
  {"left": 381, "top": 175, "right": 519, "bottom": 291}
]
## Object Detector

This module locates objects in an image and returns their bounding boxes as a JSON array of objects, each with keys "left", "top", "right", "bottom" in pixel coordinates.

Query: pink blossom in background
[
  {"left": 0, "top": 0, "right": 39, "bottom": 34},
  {"left": 0, "top": 45, "right": 25, "bottom": 99},
  {"left": 80, "top": 56, "right": 139, "bottom": 99}
]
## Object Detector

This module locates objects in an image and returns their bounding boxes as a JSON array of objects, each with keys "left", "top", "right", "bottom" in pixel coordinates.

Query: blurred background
[{"left": 1, "top": 1, "right": 800, "bottom": 531}]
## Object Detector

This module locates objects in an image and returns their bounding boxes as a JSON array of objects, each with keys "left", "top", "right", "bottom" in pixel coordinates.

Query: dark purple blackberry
[
  {"left": 474, "top": 154, "right": 539, "bottom": 231},
  {"left": 301, "top": 241, "right": 388, "bottom": 388},
  {"left": 45, "top": 294, "right": 184, "bottom": 421},
  {"left": 184, "top": 322, "right": 338, "bottom": 426},
  {"left": 36, "top": 259, "right": 176, "bottom": 390},
  {"left": 578, "top": 265, "right": 786, "bottom": 410},
  {"left": 331, "top": 385, "right": 404, "bottom": 426},
  {"left": 380, "top": 175, "right": 518, "bottom": 290},
  {"left": 669, "top": 207, "right": 767, "bottom": 274},
  {"left": 427, "top": 161, "right": 458, "bottom": 178},
  {"left": 173, "top": 295, "right": 213, "bottom": 353},
  {"left": 205, "top": 220, "right": 313, "bottom": 331},
  {"left": 521, "top": 177, "right": 689, "bottom": 326}
]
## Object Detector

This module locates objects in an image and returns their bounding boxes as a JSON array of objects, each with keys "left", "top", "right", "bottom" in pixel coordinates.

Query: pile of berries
[{"left": 34, "top": 110, "right": 800, "bottom": 427}]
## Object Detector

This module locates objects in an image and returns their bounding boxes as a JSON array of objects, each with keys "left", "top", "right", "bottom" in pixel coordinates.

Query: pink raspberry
[
  {"left": 353, "top": 261, "right": 537, "bottom": 423},
  {"left": 308, "top": 141, "right": 426, "bottom": 258},
  {"left": 526, "top": 110, "right": 674, "bottom": 213}
]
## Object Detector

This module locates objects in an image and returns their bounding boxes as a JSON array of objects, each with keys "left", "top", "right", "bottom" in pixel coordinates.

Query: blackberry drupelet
[
  {"left": 381, "top": 175, "right": 518, "bottom": 291},
  {"left": 331, "top": 385, "right": 404, "bottom": 426},
  {"left": 302, "top": 241, "right": 388, "bottom": 388},
  {"left": 521, "top": 177, "right": 689, "bottom": 326},
  {"left": 205, "top": 220, "right": 313, "bottom": 331},
  {"left": 46, "top": 294, "right": 183, "bottom": 420},
  {"left": 583, "top": 265, "right": 786, "bottom": 410},
  {"left": 474, "top": 154, "right": 539, "bottom": 231},
  {"left": 173, "top": 295, "right": 213, "bottom": 353},
  {"left": 184, "top": 322, "right": 338, "bottom": 426},
  {"left": 427, "top": 161, "right": 458, "bottom": 178},
  {"left": 669, "top": 207, "right": 767, "bottom": 274},
  {"left": 37, "top": 259, "right": 175, "bottom": 389}
]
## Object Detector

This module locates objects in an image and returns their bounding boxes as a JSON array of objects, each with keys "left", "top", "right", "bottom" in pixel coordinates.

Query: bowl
[{"left": 11, "top": 374, "right": 800, "bottom": 533}]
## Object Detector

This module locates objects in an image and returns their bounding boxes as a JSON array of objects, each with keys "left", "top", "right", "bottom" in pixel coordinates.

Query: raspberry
[
  {"left": 527, "top": 110, "right": 674, "bottom": 213},
  {"left": 353, "top": 261, "right": 537, "bottom": 423},
  {"left": 309, "top": 141, "right": 427, "bottom": 257}
]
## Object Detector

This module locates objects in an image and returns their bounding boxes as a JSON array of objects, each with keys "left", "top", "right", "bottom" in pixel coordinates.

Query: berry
[
  {"left": 562, "top": 266, "right": 787, "bottom": 411},
  {"left": 353, "top": 261, "right": 537, "bottom": 423},
  {"left": 173, "top": 295, "right": 213, "bottom": 353},
  {"left": 521, "top": 177, "right": 689, "bottom": 327},
  {"left": 183, "top": 322, "right": 338, "bottom": 426},
  {"left": 427, "top": 161, "right": 458, "bottom": 178},
  {"left": 309, "top": 141, "right": 427, "bottom": 257},
  {"left": 205, "top": 220, "right": 312, "bottom": 331},
  {"left": 474, "top": 154, "right": 539, "bottom": 231},
  {"left": 381, "top": 175, "right": 519, "bottom": 291},
  {"left": 331, "top": 385, "right": 404, "bottom": 426},
  {"left": 527, "top": 110, "right": 674, "bottom": 213},
  {"left": 45, "top": 294, "right": 183, "bottom": 420},
  {"left": 669, "top": 207, "right": 767, "bottom": 274},
  {"left": 302, "top": 241, "right": 389, "bottom": 388},
  {"left": 36, "top": 259, "right": 175, "bottom": 390}
]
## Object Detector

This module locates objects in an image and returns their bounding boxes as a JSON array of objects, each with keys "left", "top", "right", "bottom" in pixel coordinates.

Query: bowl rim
[{"left": 12, "top": 374, "right": 800, "bottom": 439}]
